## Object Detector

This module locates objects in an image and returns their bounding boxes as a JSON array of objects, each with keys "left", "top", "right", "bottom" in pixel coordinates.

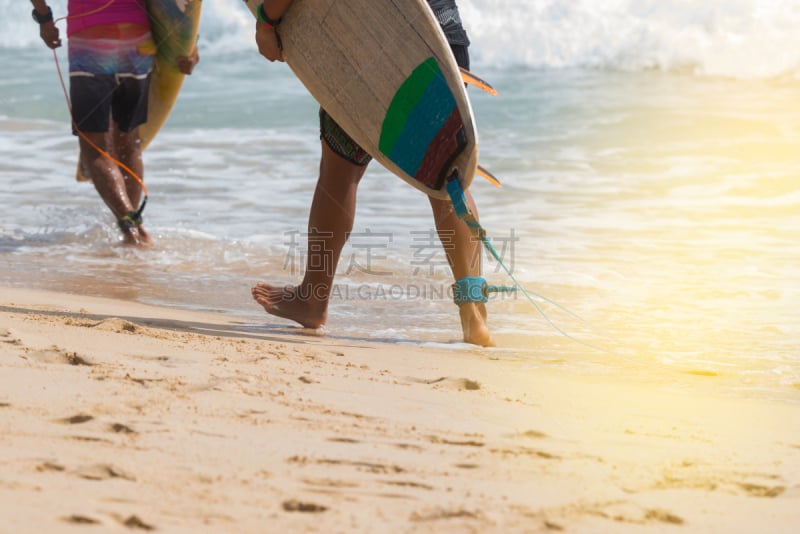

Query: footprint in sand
[
  {"left": 589, "top": 501, "right": 684, "bottom": 526},
  {"left": 56, "top": 413, "right": 94, "bottom": 425},
  {"left": 73, "top": 464, "right": 136, "bottom": 482},
  {"left": 107, "top": 422, "right": 137, "bottom": 435},
  {"left": 288, "top": 456, "right": 406, "bottom": 474},
  {"left": 736, "top": 482, "right": 785, "bottom": 498},
  {"left": 114, "top": 514, "right": 155, "bottom": 531},
  {"left": 644, "top": 508, "right": 685, "bottom": 525},
  {"left": 408, "top": 376, "right": 481, "bottom": 390},
  {"left": 656, "top": 465, "right": 786, "bottom": 498},
  {"left": 63, "top": 515, "right": 101, "bottom": 525},
  {"left": 454, "top": 463, "right": 480, "bottom": 469},
  {"left": 35, "top": 461, "right": 65, "bottom": 473},
  {"left": 490, "top": 446, "right": 560, "bottom": 460},
  {"left": 282, "top": 499, "right": 328, "bottom": 513},
  {"left": 29, "top": 346, "right": 93, "bottom": 366},
  {"left": 410, "top": 508, "right": 480, "bottom": 522},
  {"left": 37, "top": 460, "right": 136, "bottom": 482},
  {"left": 517, "top": 429, "right": 548, "bottom": 439},
  {"left": 380, "top": 480, "right": 434, "bottom": 490},
  {"left": 326, "top": 437, "right": 360, "bottom": 444},
  {"left": 1, "top": 328, "right": 22, "bottom": 345},
  {"left": 427, "top": 435, "right": 485, "bottom": 447}
]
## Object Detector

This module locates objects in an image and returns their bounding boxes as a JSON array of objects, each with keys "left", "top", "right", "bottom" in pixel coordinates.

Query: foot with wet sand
[
  {"left": 251, "top": 282, "right": 328, "bottom": 330},
  {"left": 121, "top": 225, "right": 153, "bottom": 247}
]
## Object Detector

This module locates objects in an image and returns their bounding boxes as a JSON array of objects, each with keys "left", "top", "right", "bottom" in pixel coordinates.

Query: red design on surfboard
[{"left": 414, "top": 108, "right": 466, "bottom": 189}]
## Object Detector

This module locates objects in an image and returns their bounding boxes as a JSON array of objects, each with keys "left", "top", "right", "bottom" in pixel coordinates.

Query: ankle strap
[
  {"left": 117, "top": 210, "right": 143, "bottom": 231},
  {"left": 453, "top": 276, "right": 517, "bottom": 305}
]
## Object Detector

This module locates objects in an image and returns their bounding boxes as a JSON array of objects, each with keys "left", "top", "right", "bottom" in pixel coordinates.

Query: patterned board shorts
[{"left": 68, "top": 30, "right": 155, "bottom": 133}]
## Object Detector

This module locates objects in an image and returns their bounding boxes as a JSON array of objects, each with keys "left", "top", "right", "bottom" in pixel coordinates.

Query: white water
[{"left": 6, "top": 0, "right": 800, "bottom": 78}]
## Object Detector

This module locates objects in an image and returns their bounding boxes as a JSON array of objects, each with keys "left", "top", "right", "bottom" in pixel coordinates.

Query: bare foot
[
  {"left": 120, "top": 226, "right": 153, "bottom": 247},
  {"left": 136, "top": 225, "right": 153, "bottom": 247},
  {"left": 251, "top": 282, "right": 327, "bottom": 329},
  {"left": 459, "top": 302, "right": 495, "bottom": 347}
]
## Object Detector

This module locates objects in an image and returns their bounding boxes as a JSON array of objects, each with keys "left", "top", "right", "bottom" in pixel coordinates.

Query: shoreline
[{"left": 1, "top": 285, "right": 799, "bottom": 532}]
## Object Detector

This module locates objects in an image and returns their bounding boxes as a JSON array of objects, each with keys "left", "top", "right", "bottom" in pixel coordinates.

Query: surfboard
[
  {"left": 244, "top": 0, "right": 479, "bottom": 199},
  {"left": 76, "top": 0, "right": 202, "bottom": 181}
]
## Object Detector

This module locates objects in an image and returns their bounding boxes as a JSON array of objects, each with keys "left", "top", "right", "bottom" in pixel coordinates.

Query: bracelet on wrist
[
  {"left": 32, "top": 6, "right": 54, "bottom": 25},
  {"left": 257, "top": 3, "right": 283, "bottom": 28}
]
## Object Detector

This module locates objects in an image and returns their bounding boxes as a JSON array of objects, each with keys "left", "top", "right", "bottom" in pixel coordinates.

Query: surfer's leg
[
  {"left": 79, "top": 132, "right": 148, "bottom": 246},
  {"left": 429, "top": 192, "right": 494, "bottom": 347},
  {"left": 252, "top": 142, "right": 368, "bottom": 328},
  {"left": 70, "top": 60, "right": 151, "bottom": 246},
  {"left": 110, "top": 71, "right": 151, "bottom": 242},
  {"left": 112, "top": 125, "right": 151, "bottom": 245},
  {"left": 113, "top": 127, "right": 144, "bottom": 207}
]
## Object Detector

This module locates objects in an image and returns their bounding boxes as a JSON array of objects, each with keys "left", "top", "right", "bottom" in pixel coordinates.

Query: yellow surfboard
[{"left": 76, "top": 0, "right": 202, "bottom": 181}]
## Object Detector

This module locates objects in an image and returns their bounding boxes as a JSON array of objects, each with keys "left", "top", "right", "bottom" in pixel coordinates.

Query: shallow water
[{"left": 1, "top": 0, "right": 799, "bottom": 402}]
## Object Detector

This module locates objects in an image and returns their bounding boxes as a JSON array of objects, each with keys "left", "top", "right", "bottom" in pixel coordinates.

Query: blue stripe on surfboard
[{"left": 388, "top": 72, "right": 457, "bottom": 177}]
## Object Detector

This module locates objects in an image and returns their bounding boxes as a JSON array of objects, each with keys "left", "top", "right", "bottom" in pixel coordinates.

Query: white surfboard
[{"left": 244, "top": 0, "right": 479, "bottom": 199}]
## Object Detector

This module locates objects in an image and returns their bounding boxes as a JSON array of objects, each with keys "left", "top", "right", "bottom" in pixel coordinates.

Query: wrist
[
  {"left": 257, "top": 3, "right": 283, "bottom": 29},
  {"left": 32, "top": 6, "right": 53, "bottom": 25}
]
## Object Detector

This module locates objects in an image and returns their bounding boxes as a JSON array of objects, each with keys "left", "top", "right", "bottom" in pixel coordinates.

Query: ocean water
[{"left": 1, "top": 0, "right": 799, "bottom": 401}]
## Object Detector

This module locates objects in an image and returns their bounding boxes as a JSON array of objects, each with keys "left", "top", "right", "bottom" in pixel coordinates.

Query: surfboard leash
[
  {"left": 50, "top": 3, "right": 150, "bottom": 220},
  {"left": 445, "top": 175, "right": 615, "bottom": 354}
]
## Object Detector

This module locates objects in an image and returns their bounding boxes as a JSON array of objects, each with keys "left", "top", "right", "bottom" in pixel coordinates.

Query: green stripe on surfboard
[{"left": 379, "top": 57, "right": 441, "bottom": 155}]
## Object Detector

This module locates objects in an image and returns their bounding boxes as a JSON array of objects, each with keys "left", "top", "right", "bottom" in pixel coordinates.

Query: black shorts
[
  {"left": 70, "top": 73, "right": 151, "bottom": 134},
  {"left": 321, "top": 42, "right": 470, "bottom": 166}
]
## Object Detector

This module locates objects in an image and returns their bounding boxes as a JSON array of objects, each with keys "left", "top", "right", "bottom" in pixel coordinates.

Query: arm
[
  {"left": 31, "top": 0, "right": 61, "bottom": 49},
  {"left": 255, "top": 0, "right": 293, "bottom": 62}
]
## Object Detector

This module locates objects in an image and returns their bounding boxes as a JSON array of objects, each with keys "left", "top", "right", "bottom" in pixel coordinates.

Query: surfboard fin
[
  {"left": 459, "top": 67, "right": 498, "bottom": 96},
  {"left": 477, "top": 164, "right": 502, "bottom": 187}
]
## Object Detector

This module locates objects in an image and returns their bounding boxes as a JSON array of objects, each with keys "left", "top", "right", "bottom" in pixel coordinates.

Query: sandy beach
[{"left": 0, "top": 286, "right": 797, "bottom": 532}]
